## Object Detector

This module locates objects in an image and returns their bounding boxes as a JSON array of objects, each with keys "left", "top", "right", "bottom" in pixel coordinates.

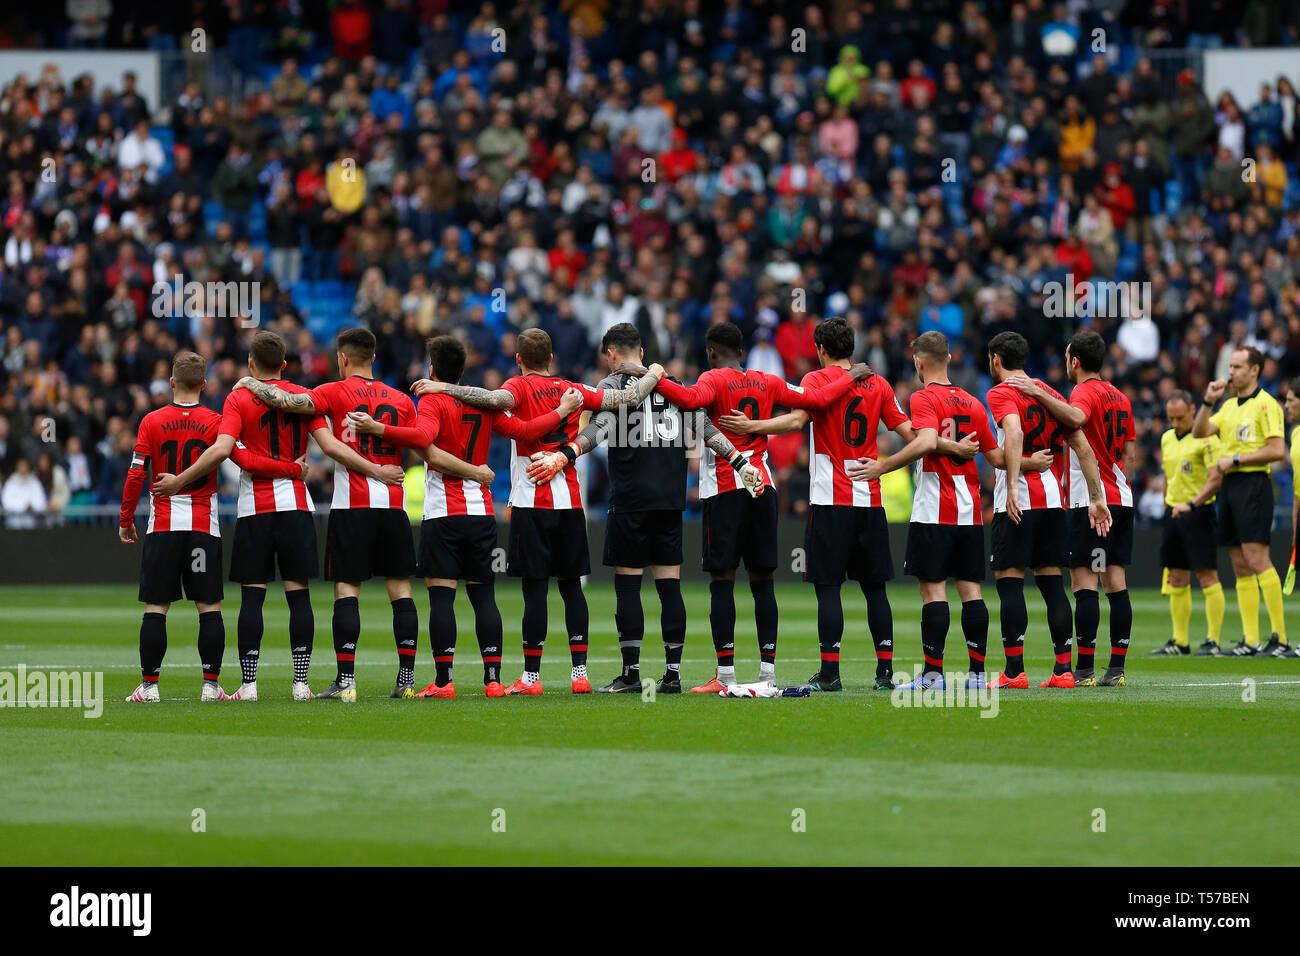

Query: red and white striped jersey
[
  {"left": 656, "top": 366, "right": 855, "bottom": 500},
  {"left": 221, "top": 381, "right": 325, "bottom": 518},
  {"left": 502, "top": 374, "right": 604, "bottom": 510},
  {"left": 987, "top": 378, "right": 1068, "bottom": 513},
  {"left": 1066, "top": 377, "right": 1134, "bottom": 508},
  {"left": 805, "top": 367, "right": 909, "bottom": 508},
  {"left": 378, "top": 392, "right": 564, "bottom": 519},
  {"left": 309, "top": 376, "right": 416, "bottom": 510},
  {"left": 908, "top": 383, "right": 998, "bottom": 526}
]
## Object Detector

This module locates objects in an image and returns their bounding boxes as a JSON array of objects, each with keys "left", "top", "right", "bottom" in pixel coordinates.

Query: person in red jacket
[
  {"left": 657, "top": 127, "right": 697, "bottom": 184},
  {"left": 331, "top": 0, "right": 373, "bottom": 61},
  {"left": 1095, "top": 162, "right": 1135, "bottom": 233}
]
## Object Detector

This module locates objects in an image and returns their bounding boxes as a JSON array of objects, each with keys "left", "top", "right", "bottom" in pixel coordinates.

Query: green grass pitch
[{"left": 1, "top": 582, "right": 1297, "bottom": 866}]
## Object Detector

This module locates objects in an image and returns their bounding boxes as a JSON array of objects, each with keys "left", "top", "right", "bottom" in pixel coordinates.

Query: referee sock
[
  {"left": 1169, "top": 584, "right": 1192, "bottom": 647},
  {"left": 1036, "top": 574, "right": 1074, "bottom": 675},
  {"left": 521, "top": 577, "right": 548, "bottom": 679},
  {"left": 198, "top": 610, "right": 225, "bottom": 683},
  {"left": 614, "top": 573, "right": 644, "bottom": 680},
  {"left": 961, "top": 599, "right": 989, "bottom": 674},
  {"left": 1106, "top": 589, "right": 1132, "bottom": 669},
  {"left": 709, "top": 579, "right": 736, "bottom": 670},
  {"left": 467, "top": 581, "right": 503, "bottom": 685},
  {"left": 920, "top": 601, "right": 949, "bottom": 678},
  {"left": 1203, "top": 582, "right": 1225, "bottom": 645},
  {"left": 427, "top": 586, "right": 457, "bottom": 686},
  {"left": 392, "top": 597, "right": 419, "bottom": 685},
  {"left": 814, "top": 582, "right": 843, "bottom": 679},
  {"left": 996, "top": 578, "right": 1027, "bottom": 678},
  {"left": 139, "top": 612, "right": 167, "bottom": 683},
  {"left": 1258, "top": 567, "right": 1287, "bottom": 643},
  {"left": 237, "top": 585, "right": 266, "bottom": 685},
  {"left": 656, "top": 578, "right": 686, "bottom": 679},
  {"left": 1235, "top": 573, "right": 1261, "bottom": 645},
  {"left": 862, "top": 582, "right": 894, "bottom": 679},
  {"left": 332, "top": 596, "right": 360, "bottom": 687},
  {"left": 1074, "top": 588, "right": 1099, "bottom": 672},
  {"left": 286, "top": 588, "right": 314, "bottom": 684},
  {"left": 751, "top": 577, "right": 778, "bottom": 666}
]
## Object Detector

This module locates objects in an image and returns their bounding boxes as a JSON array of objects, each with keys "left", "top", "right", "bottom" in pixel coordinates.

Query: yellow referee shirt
[
  {"left": 1162, "top": 428, "right": 1220, "bottom": 506},
  {"left": 1209, "top": 387, "right": 1284, "bottom": 473},
  {"left": 1291, "top": 424, "right": 1300, "bottom": 479}
]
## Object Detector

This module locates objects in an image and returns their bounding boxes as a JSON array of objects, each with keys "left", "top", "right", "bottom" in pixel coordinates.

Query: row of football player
[{"left": 116, "top": 316, "right": 1293, "bottom": 704}]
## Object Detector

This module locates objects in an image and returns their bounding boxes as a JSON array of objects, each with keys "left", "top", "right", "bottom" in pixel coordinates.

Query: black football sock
[
  {"left": 198, "top": 610, "right": 225, "bottom": 682},
  {"left": 961, "top": 598, "right": 989, "bottom": 674},
  {"left": 614, "top": 573, "right": 644, "bottom": 680},
  {"left": 655, "top": 578, "right": 686, "bottom": 679},
  {"left": 332, "top": 596, "right": 360, "bottom": 686},
  {"left": 521, "top": 577, "right": 549, "bottom": 679},
  {"left": 996, "top": 578, "right": 1027, "bottom": 678},
  {"left": 427, "top": 585, "right": 457, "bottom": 686},
  {"left": 1036, "top": 574, "right": 1074, "bottom": 675},
  {"left": 392, "top": 597, "right": 419, "bottom": 685},
  {"left": 709, "top": 579, "right": 736, "bottom": 669},
  {"left": 286, "top": 588, "right": 314, "bottom": 684},
  {"left": 558, "top": 577, "right": 589, "bottom": 673},
  {"left": 814, "top": 582, "right": 844, "bottom": 679},
  {"left": 1074, "top": 588, "right": 1099, "bottom": 673},
  {"left": 467, "top": 581, "right": 503, "bottom": 685},
  {"left": 920, "top": 601, "right": 949, "bottom": 678},
  {"left": 1107, "top": 588, "right": 1132, "bottom": 670},
  {"left": 139, "top": 611, "right": 167, "bottom": 683},
  {"left": 751, "top": 577, "right": 778, "bottom": 666},
  {"left": 237, "top": 585, "right": 266, "bottom": 685},
  {"left": 862, "top": 582, "right": 894, "bottom": 678}
]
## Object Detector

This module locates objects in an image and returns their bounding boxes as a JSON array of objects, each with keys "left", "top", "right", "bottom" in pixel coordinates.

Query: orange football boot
[
  {"left": 690, "top": 671, "right": 726, "bottom": 694},
  {"left": 571, "top": 675, "right": 592, "bottom": 694},
  {"left": 415, "top": 681, "right": 455, "bottom": 698},
  {"left": 484, "top": 681, "right": 507, "bottom": 698},
  {"left": 504, "top": 677, "right": 542, "bottom": 696},
  {"left": 1040, "top": 671, "right": 1076, "bottom": 688},
  {"left": 988, "top": 671, "right": 1029, "bottom": 689}
]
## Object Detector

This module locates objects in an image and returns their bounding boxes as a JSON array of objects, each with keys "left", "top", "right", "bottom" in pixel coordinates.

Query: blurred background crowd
[{"left": 2, "top": 0, "right": 1300, "bottom": 529}]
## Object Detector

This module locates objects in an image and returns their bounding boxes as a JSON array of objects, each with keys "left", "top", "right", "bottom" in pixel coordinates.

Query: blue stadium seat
[{"left": 1164, "top": 180, "right": 1182, "bottom": 215}]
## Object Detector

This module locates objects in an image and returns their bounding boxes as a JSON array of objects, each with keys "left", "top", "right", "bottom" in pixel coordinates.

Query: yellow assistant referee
[
  {"left": 1192, "top": 346, "right": 1288, "bottom": 657},
  {"left": 1152, "top": 391, "right": 1226, "bottom": 656}
]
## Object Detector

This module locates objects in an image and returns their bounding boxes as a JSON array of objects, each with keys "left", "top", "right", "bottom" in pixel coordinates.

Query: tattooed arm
[
  {"left": 697, "top": 412, "right": 741, "bottom": 461},
  {"left": 234, "top": 376, "right": 318, "bottom": 414},
  {"left": 411, "top": 378, "right": 516, "bottom": 411},
  {"left": 572, "top": 409, "right": 617, "bottom": 456},
  {"left": 597, "top": 364, "right": 664, "bottom": 410}
]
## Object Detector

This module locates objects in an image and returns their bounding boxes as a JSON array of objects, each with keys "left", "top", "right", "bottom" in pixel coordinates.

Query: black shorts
[
  {"left": 1068, "top": 505, "right": 1134, "bottom": 569},
  {"left": 990, "top": 509, "right": 1068, "bottom": 571},
  {"left": 1160, "top": 504, "right": 1219, "bottom": 570},
  {"left": 507, "top": 507, "right": 591, "bottom": 579},
  {"left": 903, "top": 523, "right": 986, "bottom": 582},
  {"left": 1217, "top": 471, "right": 1273, "bottom": 546},
  {"left": 324, "top": 508, "right": 416, "bottom": 583},
  {"left": 804, "top": 504, "right": 894, "bottom": 585},
  {"left": 229, "top": 511, "right": 319, "bottom": 584},
  {"left": 604, "top": 508, "right": 684, "bottom": 568},
  {"left": 139, "top": 531, "right": 224, "bottom": 605},
  {"left": 418, "top": 514, "right": 499, "bottom": 582},
  {"left": 702, "top": 487, "right": 779, "bottom": 572}
]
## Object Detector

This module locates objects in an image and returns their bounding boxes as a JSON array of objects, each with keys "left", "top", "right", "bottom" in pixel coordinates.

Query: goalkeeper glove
[
  {"left": 526, "top": 444, "right": 576, "bottom": 485},
  {"left": 726, "top": 452, "right": 764, "bottom": 498}
]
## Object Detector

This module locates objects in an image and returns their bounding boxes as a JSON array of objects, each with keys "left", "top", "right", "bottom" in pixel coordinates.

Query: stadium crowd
[{"left": 2, "top": 0, "right": 1300, "bottom": 528}]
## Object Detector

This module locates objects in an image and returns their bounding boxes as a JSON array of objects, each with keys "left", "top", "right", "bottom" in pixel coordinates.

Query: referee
[
  {"left": 1192, "top": 347, "right": 1289, "bottom": 657},
  {"left": 1151, "top": 391, "right": 1226, "bottom": 656}
]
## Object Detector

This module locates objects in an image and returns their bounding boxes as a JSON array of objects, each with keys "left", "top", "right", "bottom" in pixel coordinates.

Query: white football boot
[
  {"left": 125, "top": 682, "right": 160, "bottom": 703},
  {"left": 200, "top": 681, "right": 232, "bottom": 701},
  {"left": 291, "top": 681, "right": 314, "bottom": 700},
  {"left": 230, "top": 681, "right": 258, "bottom": 701}
]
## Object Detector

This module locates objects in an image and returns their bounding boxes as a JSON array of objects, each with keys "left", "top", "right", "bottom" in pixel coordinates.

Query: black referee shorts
[
  {"left": 139, "top": 530, "right": 224, "bottom": 605},
  {"left": 1160, "top": 504, "right": 1219, "bottom": 571},
  {"left": 903, "top": 522, "right": 986, "bottom": 582},
  {"left": 230, "top": 511, "right": 319, "bottom": 584},
  {"left": 507, "top": 507, "right": 591, "bottom": 579},
  {"left": 702, "top": 487, "right": 779, "bottom": 573},
  {"left": 804, "top": 504, "right": 894, "bottom": 585},
  {"left": 1217, "top": 471, "right": 1273, "bottom": 546},
  {"left": 324, "top": 508, "right": 416, "bottom": 583},
  {"left": 604, "top": 508, "right": 684, "bottom": 569}
]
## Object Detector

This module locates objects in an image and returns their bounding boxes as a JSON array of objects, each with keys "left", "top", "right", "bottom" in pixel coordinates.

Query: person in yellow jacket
[
  {"left": 1193, "top": 346, "right": 1289, "bottom": 656},
  {"left": 1151, "top": 391, "right": 1226, "bottom": 656},
  {"left": 826, "top": 45, "right": 870, "bottom": 108},
  {"left": 326, "top": 149, "right": 366, "bottom": 215}
]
